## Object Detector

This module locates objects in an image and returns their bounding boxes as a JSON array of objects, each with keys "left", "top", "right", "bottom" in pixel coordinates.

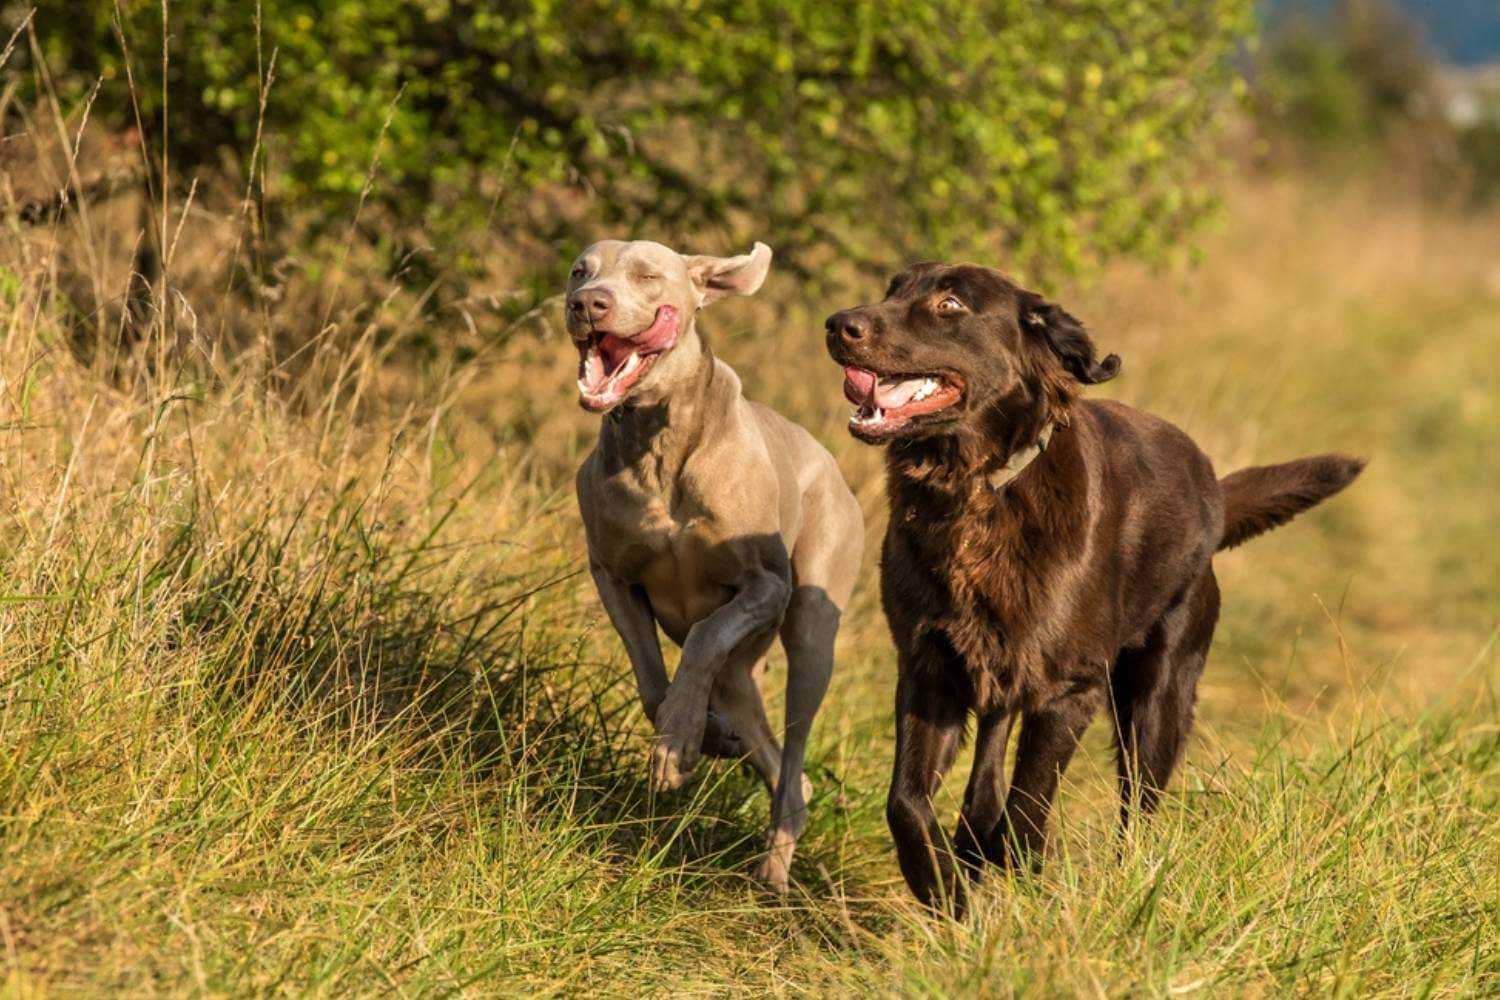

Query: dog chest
[
  {"left": 593, "top": 494, "right": 737, "bottom": 637},
  {"left": 884, "top": 504, "right": 1077, "bottom": 711}
]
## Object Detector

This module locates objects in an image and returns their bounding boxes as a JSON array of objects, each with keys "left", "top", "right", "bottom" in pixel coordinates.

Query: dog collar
[{"left": 985, "top": 422, "right": 1056, "bottom": 490}]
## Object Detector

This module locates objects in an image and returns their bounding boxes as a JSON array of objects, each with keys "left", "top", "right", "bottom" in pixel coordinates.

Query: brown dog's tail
[{"left": 1217, "top": 454, "right": 1365, "bottom": 552}]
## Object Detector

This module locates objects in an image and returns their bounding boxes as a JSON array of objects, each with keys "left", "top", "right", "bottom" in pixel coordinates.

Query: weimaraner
[{"left": 565, "top": 239, "right": 863, "bottom": 890}]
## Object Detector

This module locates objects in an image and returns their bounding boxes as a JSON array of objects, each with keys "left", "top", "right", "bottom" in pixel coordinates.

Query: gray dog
[{"left": 566, "top": 239, "right": 863, "bottom": 890}]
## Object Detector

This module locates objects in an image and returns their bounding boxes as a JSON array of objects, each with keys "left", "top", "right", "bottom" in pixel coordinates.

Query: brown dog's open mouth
[
  {"left": 577, "top": 306, "right": 679, "bottom": 412},
  {"left": 842, "top": 365, "right": 963, "bottom": 439}
]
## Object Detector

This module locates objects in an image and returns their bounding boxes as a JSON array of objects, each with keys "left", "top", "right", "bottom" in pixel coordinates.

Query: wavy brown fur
[
  {"left": 824, "top": 261, "right": 1364, "bottom": 917},
  {"left": 1218, "top": 455, "right": 1367, "bottom": 551}
]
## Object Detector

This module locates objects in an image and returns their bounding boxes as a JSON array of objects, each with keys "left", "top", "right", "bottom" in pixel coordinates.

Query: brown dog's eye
[
  {"left": 570, "top": 265, "right": 586, "bottom": 279},
  {"left": 936, "top": 295, "right": 967, "bottom": 314}
]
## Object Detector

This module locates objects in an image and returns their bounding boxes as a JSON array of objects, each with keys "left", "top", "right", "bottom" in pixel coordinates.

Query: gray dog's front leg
[
  {"left": 589, "top": 562, "right": 670, "bottom": 718},
  {"left": 590, "top": 562, "right": 743, "bottom": 759},
  {"left": 650, "top": 573, "right": 790, "bottom": 791}
]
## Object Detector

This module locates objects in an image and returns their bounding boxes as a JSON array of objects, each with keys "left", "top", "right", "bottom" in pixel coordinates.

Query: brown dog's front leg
[
  {"left": 887, "top": 672, "right": 967, "bottom": 915},
  {"left": 650, "top": 573, "right": 790, "bottom": 792},
  {"left": 954, "top": 708, "right": 1013, "bottom": 878},
  {"left": 990, "top": 690, "right": 1098, "bottom": 871}
]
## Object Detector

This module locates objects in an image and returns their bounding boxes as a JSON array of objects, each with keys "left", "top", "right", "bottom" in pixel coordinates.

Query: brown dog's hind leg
[
  {"left": 1110, "top": 568, "right": 1220, "bottom": 823},
  {"left": 990, "top": 690, "right": 1099, "bottom": 873}
]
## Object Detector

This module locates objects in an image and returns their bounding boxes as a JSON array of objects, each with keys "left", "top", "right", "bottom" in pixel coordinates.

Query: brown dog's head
[
  {"left": 564, "top": 239, "right": 772, "bottom": 413},
  {"left": 824, "top": 262, "right": 1120, "bottom": 445}
]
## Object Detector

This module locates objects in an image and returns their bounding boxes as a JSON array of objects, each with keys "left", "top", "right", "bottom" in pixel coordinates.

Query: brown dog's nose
[
  {"left": 825, "top": 310, "right": 871, "bottom": 344},
  {"left": 568, "top": 287, "right": 614, "bottom": 323}
]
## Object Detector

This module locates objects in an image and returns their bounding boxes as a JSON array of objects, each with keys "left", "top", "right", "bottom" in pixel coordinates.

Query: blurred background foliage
[
  {"left": 1255, "top": 0, "right": 1500, "bottom": 200},
  {"left": 1, "top": 3, "right": 1498, "bottom": 992},
  {"left": 5, "top": 0, "right": 1498, "bottom": 350},
  {"left": 20, "top": 0, "right": 1253, "bottom": 287}
]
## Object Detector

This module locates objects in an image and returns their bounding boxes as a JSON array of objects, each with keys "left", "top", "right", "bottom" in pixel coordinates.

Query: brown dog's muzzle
[
  {"left": 823, "top": 305, "right": 964, "bottom": 442},
  {"left": 825, "top": 308, "right": 873, "bottom": 351}
]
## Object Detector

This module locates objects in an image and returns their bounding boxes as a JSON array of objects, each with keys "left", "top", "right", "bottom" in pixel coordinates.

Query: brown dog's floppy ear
[
  {"left": 683, "top": 242, "right": 772, "bottom": 305},
  {"left": 1021, "top": 294, "right": 1122, "bottom": 385}
]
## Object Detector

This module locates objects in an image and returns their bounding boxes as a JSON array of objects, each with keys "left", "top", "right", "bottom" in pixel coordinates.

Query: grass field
[{"left": 1, "top": 165, "right": 1497, "bottom": 995}]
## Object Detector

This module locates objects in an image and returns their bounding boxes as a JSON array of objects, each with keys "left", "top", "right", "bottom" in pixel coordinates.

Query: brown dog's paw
[{"left": 699, "top": 710, "right": 744, "bottom": 759}]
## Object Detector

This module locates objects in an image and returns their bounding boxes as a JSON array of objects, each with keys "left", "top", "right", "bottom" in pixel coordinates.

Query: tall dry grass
[{"left": 0, "top": 98, "right": 1496, "bottom": 993}]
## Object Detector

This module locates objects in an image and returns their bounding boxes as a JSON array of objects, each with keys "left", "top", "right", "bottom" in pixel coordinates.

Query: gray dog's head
[{"left": 564, "top": 239, "right": 772, "bottom": 413}]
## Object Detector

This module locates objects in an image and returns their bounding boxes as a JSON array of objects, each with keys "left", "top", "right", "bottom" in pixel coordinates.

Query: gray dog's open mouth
[
  {"left": 842, "top": 365, "right": 963, "bottom": 439},
  {"left": 577, "top": 306, "right": 679, "bottom": 412}
]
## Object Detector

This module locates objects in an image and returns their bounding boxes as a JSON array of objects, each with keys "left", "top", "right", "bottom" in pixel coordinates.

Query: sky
[{"left": 1263, "top": 1, "right": 1500, "bottom": 67}]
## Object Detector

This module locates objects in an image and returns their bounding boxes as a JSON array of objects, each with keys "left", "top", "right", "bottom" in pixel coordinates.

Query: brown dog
[{"left": 824, "top": 262, "right": 1362, "bottom": 914}]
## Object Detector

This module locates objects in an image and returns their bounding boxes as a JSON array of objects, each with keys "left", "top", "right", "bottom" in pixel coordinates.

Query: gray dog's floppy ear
[
  {"left": 683, "top": 242, "right": 772, "bottom": 305},
  {"left": 1021, "top": 293, "right": 1122, "bottom": 385}
]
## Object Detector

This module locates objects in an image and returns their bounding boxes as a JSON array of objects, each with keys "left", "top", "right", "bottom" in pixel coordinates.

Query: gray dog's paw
[
  {"left": 751, "top": 831, "right": 797, "bottom": 893},
  {"left": 649, "top": 691, "right": 706, "bottom": 792},
  {"left": 699, "top": 710, "right": 744, "bottom": 759},
  {"left": 649, "top": 732, "right": 696, "bottom": 792},
  {"left": 750, "top": 854, "right": 791, "bottom": 894}
]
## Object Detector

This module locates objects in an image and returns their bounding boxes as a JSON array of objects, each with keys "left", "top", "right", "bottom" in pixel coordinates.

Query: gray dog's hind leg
[
  {"left": 708, "top": 634, "right": 782, "bottom": 786},
  {"left": 752, "top": 586, "right": 840, "bottom": 892},
  {"left": 748, "top": 473, "right": 862, "bottom": 892}
]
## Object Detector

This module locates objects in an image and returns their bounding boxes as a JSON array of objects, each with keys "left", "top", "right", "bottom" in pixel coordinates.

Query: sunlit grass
[{"left": 1, "top": 150, "right": 1497, "bottom": 994}]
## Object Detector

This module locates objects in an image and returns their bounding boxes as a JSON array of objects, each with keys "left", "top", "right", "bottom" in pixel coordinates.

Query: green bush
[{"left": 25, "top": 1, "right": 1252, "bottom": 279}]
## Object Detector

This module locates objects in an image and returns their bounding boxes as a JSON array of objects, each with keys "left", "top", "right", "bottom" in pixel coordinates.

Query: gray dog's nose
[
  {"left": 569, "top": 287, "right": 615, "bottom": 323},
  {"left": 826, "top": 310, "right": 870, "bottom": 344}
]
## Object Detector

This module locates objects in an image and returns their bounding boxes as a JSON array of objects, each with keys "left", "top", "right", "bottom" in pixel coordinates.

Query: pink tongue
[
  {"left": 634, "top": 305, "right": 678, "bottom": 352},
  {"left": 843, "top": 366, "right": 877, "bottom": 405},
  {"left": 843, "top": 366, "right": 924, "bottom": 409},
  {"left": 596, "top": 335, "right": 633, "bottom": 373},
  {"left": 595, "top": 306, "right": 679, "bottom": 375},
  {"left": 875, "top": 377, "right": 923, "bottom": 409}
]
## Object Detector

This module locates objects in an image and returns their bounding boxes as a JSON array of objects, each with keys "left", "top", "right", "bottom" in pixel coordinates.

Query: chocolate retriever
[{"left": 824, "top": 262, "right": 1362, "bottom": 914}]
